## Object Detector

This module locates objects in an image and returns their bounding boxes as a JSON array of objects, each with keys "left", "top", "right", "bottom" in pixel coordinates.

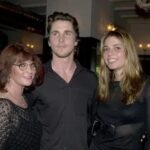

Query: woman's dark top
[
  {"left": 90, "top": 79, "right": 150, "bottom": 150},
  {"left": 0, "top": 98, "right": 42, "bottom": 150}
]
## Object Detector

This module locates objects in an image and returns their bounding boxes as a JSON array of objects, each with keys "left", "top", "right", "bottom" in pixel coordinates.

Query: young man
[{"left": 29, "top": 12, "right": 97, "bottom": 150}]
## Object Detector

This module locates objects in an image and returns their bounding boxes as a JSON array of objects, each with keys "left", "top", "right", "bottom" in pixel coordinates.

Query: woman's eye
[
  {"left": 115, "top": 47, "right": 121, "bottom": 51},
  {"left": 103, "top": 47, "right": 109, "bottom": 51},
  {"left": 31, "top": 63, "right": 36, "bottom": 68},
  {"left": 19, "top": 63, "right": 26, "bottom": 67}
]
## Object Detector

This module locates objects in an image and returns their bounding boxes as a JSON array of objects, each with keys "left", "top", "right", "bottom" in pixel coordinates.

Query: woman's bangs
[{"left": 15, "top": 53, "right": 33, "bottom": 63}]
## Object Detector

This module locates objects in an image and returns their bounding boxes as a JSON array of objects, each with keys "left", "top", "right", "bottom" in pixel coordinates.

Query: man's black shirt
[{"left": 28, "top": 61, "right": 97, "bottom": 150}]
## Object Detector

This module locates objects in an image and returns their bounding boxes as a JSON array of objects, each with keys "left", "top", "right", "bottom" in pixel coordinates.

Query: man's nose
[{"left": 59, "top": 34, "right": 65, "bottom": 42}]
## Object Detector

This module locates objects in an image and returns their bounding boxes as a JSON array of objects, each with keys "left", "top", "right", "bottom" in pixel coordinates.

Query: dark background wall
[{"left": 0, "top": 31, "right": 8, "bottom": 52}]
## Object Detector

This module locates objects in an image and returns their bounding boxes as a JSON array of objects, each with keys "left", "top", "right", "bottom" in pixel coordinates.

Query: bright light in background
[
  {"left": 139, "top": 44, "right": 143, "bottom": 48},
  {"left": 21, "top": 31, "right": 44, "bottom": 54},
  {"left": 147, "top": 43, "right": 150, "bottom": 48},
  {"left": 106, "top": 24, "right": 116, "bottom": 31},
  {"left": 26, "top": 43, "right": 34, "bottom": 49},
  {"left": 138, "top": 43, "right": 150, "bottom": 50},
  {"left": 107, "top": 24, "right": 112, "bottom": 31},
  {"left": 30, "top": 44, "right": 34, "bottom": 48}
]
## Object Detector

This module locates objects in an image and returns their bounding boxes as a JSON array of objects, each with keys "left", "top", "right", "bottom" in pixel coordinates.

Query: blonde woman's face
[{"left": 103, "top": 36, "right": 126, "bottom": 76}]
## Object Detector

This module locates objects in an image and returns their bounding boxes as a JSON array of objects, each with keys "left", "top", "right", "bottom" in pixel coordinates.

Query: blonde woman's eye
[
  {"left": 117, "top": 47, "right": 120, "bottom": 49},
  {"left": 115, "top": 47, "right": 121, "bottom": 51},
  {"left": 103, "top": 47, "right": 109, "bottom": 51}
]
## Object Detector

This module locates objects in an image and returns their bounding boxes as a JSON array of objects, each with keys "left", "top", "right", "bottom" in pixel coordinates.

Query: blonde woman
[{"left": 90, "top": 30, "right": 150, "bottom": 150}]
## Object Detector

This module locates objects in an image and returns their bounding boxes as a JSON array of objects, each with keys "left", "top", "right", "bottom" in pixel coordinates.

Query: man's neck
[{"left": 51, "top": 58, "right": 76, "bottom": 83}]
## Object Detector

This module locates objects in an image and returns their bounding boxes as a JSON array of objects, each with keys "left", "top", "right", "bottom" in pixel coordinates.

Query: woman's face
[
  {"left": 103, "top": 36, "right": 126, "bottom": 77},
  {"left": 9, "top": 59, "right": 36, "bottom": 88}
]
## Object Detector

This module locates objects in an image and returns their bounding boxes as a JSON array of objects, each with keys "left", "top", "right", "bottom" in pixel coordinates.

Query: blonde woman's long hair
[{"left": 98, "top": 29, "right": 144, "bottom": 104}]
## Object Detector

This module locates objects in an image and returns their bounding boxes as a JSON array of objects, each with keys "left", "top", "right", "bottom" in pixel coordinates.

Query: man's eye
[
  {"left": 51, "top": 32, "right": 58, "bottom": 36},
  {"left": 65, "top": 31, "right": 72, "bottom": 36}
]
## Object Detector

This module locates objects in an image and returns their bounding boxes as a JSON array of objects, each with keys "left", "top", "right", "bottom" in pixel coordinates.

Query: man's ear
[
  {"left": 48, "top": 40, "right": 51, "bottom": 47},
  {"left": 75, "top": 39, "right": 79, "bottom": 46}
]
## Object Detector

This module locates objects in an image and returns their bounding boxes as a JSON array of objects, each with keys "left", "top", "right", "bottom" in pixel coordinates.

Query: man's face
[{"left": 48, "top": 20, "right": 78, "bottom": 58}]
